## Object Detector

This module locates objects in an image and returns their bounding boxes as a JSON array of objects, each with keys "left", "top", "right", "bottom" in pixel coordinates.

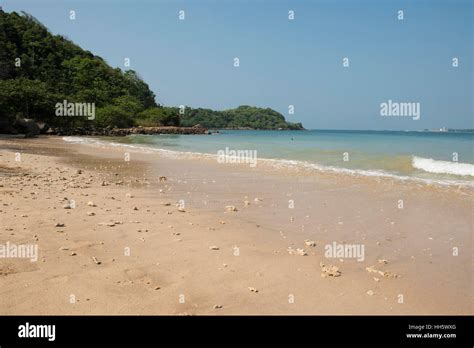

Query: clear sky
[{"left": 2, "top": 0, "right": 473, "bottom": 130}]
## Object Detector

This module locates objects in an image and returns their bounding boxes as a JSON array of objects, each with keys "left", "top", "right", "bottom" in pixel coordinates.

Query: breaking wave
[{"left": 412, "top": 156, "right": 474, "bottom": 177}]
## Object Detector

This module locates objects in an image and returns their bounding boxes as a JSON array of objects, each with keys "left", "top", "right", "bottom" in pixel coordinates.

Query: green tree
[
  {"left": 95, "top": 105, "right": 134, "bottom": 128},
  {"left": 111, "top": 95, "right": 144, "bottom": 116},
  {"left": 124, "top": 70, "right": 157, "bottom": 109},
  {"left": 0, "top": 78, "right": 56, "bottom": 121},
  {"left": 135, "top": 107, "right": 180, "bottom": 127}
]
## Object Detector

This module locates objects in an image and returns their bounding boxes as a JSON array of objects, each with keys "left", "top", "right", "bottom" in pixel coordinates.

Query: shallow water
[{"left": 63, "top": 129, "right": 474, "bottom": 187}]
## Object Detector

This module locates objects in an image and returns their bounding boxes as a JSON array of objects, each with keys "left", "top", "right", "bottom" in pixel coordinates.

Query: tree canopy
[
  {"left": 0, "top": 9, "right": 159, "bottom": 128},
  {"left": 179, "top": 105, "right": 304, "bottom": 130}
]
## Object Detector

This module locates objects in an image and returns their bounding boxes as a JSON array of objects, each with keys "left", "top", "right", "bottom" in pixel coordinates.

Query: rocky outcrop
[
  {"left": 45, "top": 125, "right": 209, "bottom": 136},
  {"left": 13, "top": 118, "right": 40, "bottom": 138},
  {"left": 0, "top": 121, "right": 209, "bottom": 137}
]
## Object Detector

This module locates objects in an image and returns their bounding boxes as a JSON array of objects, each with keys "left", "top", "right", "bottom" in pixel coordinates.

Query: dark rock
[
  {"left": 44, "top": 126, "right": 209, "bottom": 136},
  {"left": 14, "top": 118, "right": 40, "bottom": 138}
]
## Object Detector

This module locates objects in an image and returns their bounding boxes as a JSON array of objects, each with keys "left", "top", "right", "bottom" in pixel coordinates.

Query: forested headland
[{"left": 0, "top": 10, "right": 303, "bottom": 135}]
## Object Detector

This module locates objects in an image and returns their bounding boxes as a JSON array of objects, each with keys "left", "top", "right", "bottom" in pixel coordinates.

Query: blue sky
[{"left": 2, "top": 0, "right": 473, "bottom": 130}]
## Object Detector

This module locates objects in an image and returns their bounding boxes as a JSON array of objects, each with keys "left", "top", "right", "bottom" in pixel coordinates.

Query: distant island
[{"left": 0, "top": 10, "right": 303, "bottom": 136}]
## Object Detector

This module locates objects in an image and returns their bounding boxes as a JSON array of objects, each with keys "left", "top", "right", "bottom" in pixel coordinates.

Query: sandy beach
[{"left": 0, "top": 136, "right": 472, "bottom": 315}]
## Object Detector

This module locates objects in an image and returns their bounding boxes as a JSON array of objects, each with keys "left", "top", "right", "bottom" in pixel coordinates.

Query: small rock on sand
[
  {"left": 213, "top": 304, "right": 223, "bottom": 309},
  {"left": 304, "top": 240, "right": 316, "bottom": 247},
  {"left": 248, "top": 287, "right": 259, "bottom": 293},
  {"left": 296, "top": 248, "right": 307, "bottom": 256},
  {"left": 92, "top": 256, "right": 101, "bottom": 265},
  {"left": 287, "top": 247, "right": 307, "bottom": 256},
  {"left": 366, "top": 290, "right": 375, "bottom": 296},
  {"left": 366, "top": 266, "right": 378, "bottom": 273},
  {"left": 366, "top": 266, "right": 398, "bottom": 279},
  {"left": 87, "top": 201, "right": 96, "bottom": 207},
  {"left": 320, "top": 262, "right": 341, "bottom": 277},
  {"left": 226, "top": 205, "right": 238, "bottom": 212},
  {"left": 87, "top": 212, "right": 95, "bottom": 216},
  {"left": 55, "top": 222, "right": 65, "bottom": 227},
  {"left": 209, "top": 246, "right": 219, "bottom": 250}
]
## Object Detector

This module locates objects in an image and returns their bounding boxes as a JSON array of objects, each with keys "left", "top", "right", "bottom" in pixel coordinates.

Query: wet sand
[{"left": 0, "top": 136, "right": 472, "bottom": 314}]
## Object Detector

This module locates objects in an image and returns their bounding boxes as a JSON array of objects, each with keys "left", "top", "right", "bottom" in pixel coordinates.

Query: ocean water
[{"left": 64, "top": 130, "right": 474, "bottom": 187}]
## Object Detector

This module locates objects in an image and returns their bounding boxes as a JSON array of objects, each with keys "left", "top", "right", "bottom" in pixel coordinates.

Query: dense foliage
[
  {"left": 179, "top": 105, "right": 303, "bottom": 130},
  {"left": 0, "top": 10, "right": 161, "bottom": 128},
  {"left": 0, "top": 10, "right": 303, "bottom": 130}
]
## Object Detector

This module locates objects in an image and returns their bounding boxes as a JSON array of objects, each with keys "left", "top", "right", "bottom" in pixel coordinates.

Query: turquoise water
[{"left": 66, "top": 130, "right": 474, "bottom": 186}]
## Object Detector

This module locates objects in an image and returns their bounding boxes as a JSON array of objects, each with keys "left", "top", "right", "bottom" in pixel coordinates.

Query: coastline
[
  {"left": 0, "top": 136, "right": 472, "bottom": 315},
  {"left": 62, "top": 134, "right": 474, "bottom": 190}
]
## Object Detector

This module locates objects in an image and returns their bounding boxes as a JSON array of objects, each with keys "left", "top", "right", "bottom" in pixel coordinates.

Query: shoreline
[
  {"left": 0, "top": 136, "right": 472, "bottom": 315},
  {"left": 62, "top": 135, "right": 474, "bottom": 192}
]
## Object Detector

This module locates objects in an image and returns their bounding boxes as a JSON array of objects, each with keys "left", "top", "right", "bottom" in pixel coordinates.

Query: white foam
[{"left": 412, "top": 156, "right": 474, "bottom": 177}]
